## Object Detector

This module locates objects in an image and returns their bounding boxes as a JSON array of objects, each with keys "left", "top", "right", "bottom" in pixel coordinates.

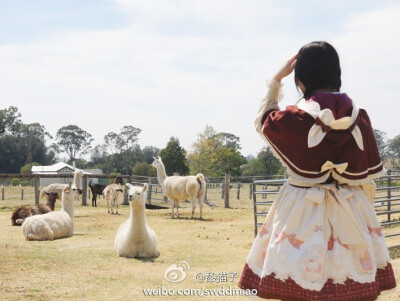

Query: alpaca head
[
  {"left": 63, "top": 182, "right": 83, "bottom": 199},
  {"left": 73, "top": 168, "right": 84, "bottom": 190},
  {"left": 152, "top": 156, "right": 163, "bottom": 169},
  {"left": 126, "top": 183, "right": 148, "bottom": 206},
  {"left": 113, "top": 177, "right": 124, "bottom": 185}
]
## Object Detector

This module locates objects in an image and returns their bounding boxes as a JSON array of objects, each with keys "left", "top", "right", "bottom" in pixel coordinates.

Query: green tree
[
  {"left": 158, "top": 137, "right": 189, "bottom": 176},
  {"left": 388, "top": 134, "right": 400, "bottom": 168},
  {"left": 188, "top": 125, "right": 245, "bottom": 176},
  {"left": 55, "top": 125, "right": 94, "bottom": 163},
  {"left": 373, "top": 129, "right": 388, "bottom": 160},
  {"left": 142, "top": 146, "right": 159, "bottom": 164},
  {"left": 0, "top": 106, "right": 22, "bottom": 135},
  {"left": 0, "top": 119, "right": 55, "bottom": 173},
  {"left": 132, "top": 162, "right": 156, "bottom": 177},
  {"left": 20, "top": 162, "right": 40, "bottom": 174},
  {"left": 241, "top": 147, "right": 284, "bottom": 176}
]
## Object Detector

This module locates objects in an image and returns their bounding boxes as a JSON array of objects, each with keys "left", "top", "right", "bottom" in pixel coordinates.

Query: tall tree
[
  {"left": 142, "top": 146, "right": 159, "bottom": 164},
  {"left": 0, "top": 106, "right": 22, "bottom": 135},
  {"left": 241, "top": 147, "right": 284, "bottom": 176},
  {"left": 373, "top": 129, "right": 388, "bottom": 160},
  {"left": 0, "top": 119, "right": 54, "bottom": 173},
  {"left": 158, "top": 137, "right": 189, "bottom": 176},
  {"left": 55, "top": 125, "right": 93, "bottom": 163},
  {"left": 388, "top": 134, "right": 400, "bottom": 168},
  {"left": 132, "top": 162, "right": 156, "bottom": 177},
  {"left": 188, "top": 126, "right": 245, "bottom": 176}
]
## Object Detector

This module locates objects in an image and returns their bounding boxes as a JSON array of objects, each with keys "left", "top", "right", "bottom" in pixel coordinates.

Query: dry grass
[{"left": 0, "top": 186, "right": 399, "bottom": 300}]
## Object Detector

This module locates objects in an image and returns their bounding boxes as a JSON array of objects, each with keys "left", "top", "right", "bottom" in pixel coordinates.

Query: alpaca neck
[
  {"left": 156, "top": 163, "right": 168, "bottom": 185},
  {"left": 46, "top": 199, "right": 56, "bottom": 211},
  {"left": 61, "top": 194, "right": 75, "bottom": 219},
  {"left": 130, "top": 203, "right": 146, "bottom": 232}
]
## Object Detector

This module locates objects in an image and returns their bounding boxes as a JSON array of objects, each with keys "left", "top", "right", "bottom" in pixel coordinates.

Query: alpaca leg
[
  {"left": 110, "top": 192, "right": 115, "bottom": 214},
  {"left": 176, "top": 200, "right": 180, "bottom": 218},
  {"left": 170, "top": 201, "right": 175, "bottom": 218},
  {"left": 107, "top": 195, "right": 111, "bottom": 214},
  {"left": 190, "top": 200, "right": 196, "bottom": 219},
  {"left": 199, "top": 197, "right": 203, "bottom": 220},
  {"left": 115, "top": 196, "right": 118, "bottom": 215}
]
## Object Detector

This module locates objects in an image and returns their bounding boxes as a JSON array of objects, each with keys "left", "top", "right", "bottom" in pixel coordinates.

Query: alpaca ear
[
  {"left": 142, "top": 183, "right": 148, "bottom": 193},
  {"left": 126, "top": 183, "right": 133, "bottom": 189},
  {"left": 63, "top": 186, "right": 70, "bottom": 194}
]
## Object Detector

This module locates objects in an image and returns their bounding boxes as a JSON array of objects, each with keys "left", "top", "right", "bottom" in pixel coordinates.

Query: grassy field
[{"left": 0, "top": 186, "right": 399, "bottom": 300}]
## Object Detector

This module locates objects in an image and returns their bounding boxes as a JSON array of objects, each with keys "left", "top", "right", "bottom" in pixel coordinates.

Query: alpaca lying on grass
[
  {"left": 114, "top": 183, "right": 159, "bottom": 258},
  {"left": 103, "top": 178, "right": 124, "bottom": 215},
  {"left": 21, "top": 169, "right": 83, "bottom": 241},
  {"left": 11, "top": 192, "right": 58, "bottom": 226},
  {"left": 152, "top": 156, "right": 206, "bottom": 219},
  {"left": 89, "top": 177, "right": 123, "bottom": 207}
]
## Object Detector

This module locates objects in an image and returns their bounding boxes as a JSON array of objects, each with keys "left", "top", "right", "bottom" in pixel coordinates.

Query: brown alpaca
[{"left": 11, "top": 192, "right": 58, "bottom": 226}]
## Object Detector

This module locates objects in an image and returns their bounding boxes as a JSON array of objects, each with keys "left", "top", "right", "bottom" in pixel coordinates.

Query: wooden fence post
[
  {"left": 237, "top": 183, "right": 241, "bottom": 200},
  {"left": 387, "top": 170, "right": 392, "bottom": 222},
  {"left": 21, "top": 189, "right": 24, "bottom": 201},
  {"left": 82, "top": 175, "right": 87, "bottom": 206},
  {"left": 147, "top": 178, "right": 153, "bottom": 204},
  {"left": 123, "top": 176, "right": 130, "bottom": 205},
  {"left": 34, "top": 176, "right": 39, "bottom": 205},
  {"left": 1, "top": 188, "right": 4, "bottom": 201},
  {"left": 224, "top": 173, "right": 231, "bottom": 208}
]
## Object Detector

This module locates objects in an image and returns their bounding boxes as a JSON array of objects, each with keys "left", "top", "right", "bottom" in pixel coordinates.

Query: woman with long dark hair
[{"left": 239, "top": 41, "right": 396, "bottom": 300}]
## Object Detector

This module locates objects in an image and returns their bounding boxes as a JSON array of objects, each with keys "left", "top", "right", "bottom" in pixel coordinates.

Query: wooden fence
[{"left": 0, "top": 173, "right": 286, "bottom": 208}]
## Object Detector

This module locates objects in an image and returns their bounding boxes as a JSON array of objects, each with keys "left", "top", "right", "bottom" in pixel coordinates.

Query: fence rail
[{"left": 252, "top": 171, "right": 400, "bottom": 250}]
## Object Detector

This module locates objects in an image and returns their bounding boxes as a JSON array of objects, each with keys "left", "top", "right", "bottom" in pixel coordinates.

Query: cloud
[{"left": 0, "top": 1, "right": 398, "bottom": 160}]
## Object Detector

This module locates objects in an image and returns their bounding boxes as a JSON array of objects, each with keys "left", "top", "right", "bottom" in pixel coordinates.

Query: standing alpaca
[
  {"left": 11, "top": 192, "right": 58, "bottom": 226},
  {"left": 152, "top": 156, "right": 206, "bottom": 219},
  {"left": 88, "top": 181, "right": 106, "bottom": 207},
  {"left": 103, "top": 177, "right": 124, "bottom": 214},
  {"left": 114, "top": 183, "right": 159, "bottom": 258},
  {"left": 89, "top": 177, "right": 123, "bottom": 207},
  {"left": 21, "top": 169, "right": 83, "bottom": 241}
]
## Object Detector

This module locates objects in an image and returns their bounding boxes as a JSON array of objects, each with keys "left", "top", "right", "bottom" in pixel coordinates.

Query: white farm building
[{"left": 31, "top": 162, "right": 102, "bottom": 187}]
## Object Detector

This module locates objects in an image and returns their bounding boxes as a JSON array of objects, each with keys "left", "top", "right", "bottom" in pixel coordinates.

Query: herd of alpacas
[{"left": 11, "top": 157, "right": 206, "bottom": 259}]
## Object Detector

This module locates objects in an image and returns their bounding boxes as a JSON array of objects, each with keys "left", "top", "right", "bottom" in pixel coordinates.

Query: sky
[{"left": 0, "top": 0, "right": 399, "bottom": 158}]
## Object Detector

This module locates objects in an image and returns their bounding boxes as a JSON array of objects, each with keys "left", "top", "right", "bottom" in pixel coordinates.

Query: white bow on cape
[{"left": 297, "top": 99, "right": 364, "bottom": 150}]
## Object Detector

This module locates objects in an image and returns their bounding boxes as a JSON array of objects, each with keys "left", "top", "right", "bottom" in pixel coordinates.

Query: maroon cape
[{"left": 260, "top": 93, "right": 383, "bottom": 184}]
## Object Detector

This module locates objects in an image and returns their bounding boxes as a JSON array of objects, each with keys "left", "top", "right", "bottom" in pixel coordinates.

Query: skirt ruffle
[{"left": 239, "top": 263, "right": 396, "bottom": 301}]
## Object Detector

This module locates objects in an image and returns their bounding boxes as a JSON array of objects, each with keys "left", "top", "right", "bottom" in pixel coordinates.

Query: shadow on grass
[{"left": 164, "top": 215, "right": 213, "bottom": 222}]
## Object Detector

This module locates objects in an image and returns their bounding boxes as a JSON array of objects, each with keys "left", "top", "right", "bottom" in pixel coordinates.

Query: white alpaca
[
  {"left": 152, "top": 156, "right": 206, "bottom": 219},
  {"left": 103, "top": 182, "right": 123, "bottom": 215},
  {"left": 114, "top": 183, "right": 159, "bottom": 258},
  {"left": 21, "top": 169, "right": 83, "bottom": 241}
]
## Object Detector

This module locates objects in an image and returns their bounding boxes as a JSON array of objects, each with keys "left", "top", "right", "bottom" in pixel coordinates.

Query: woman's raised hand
[{"left": 273, "top": 54, "right": 297, "bottom": 82}]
